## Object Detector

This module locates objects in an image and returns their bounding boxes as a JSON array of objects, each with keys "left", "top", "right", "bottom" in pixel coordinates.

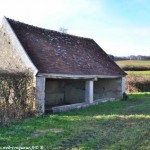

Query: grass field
[
  {"left": 0, "top": 93, "right": 150, "bottom": 149},
  {"left": 126, "top": 71, "right": 150, "bottom": 76},
  {"left": 116, "top": 60, "right": 150, "bottom": 68},
  {"left": 116, "top": 60, "right": 150, "bottom": 71}
]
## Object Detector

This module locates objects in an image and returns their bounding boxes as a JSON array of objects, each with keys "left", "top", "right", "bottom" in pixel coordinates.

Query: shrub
[
  {"left": 122, "top": 66, "right": 150, "bottom": 71},
  {"left": 126, "top": 74, "right": 150, "bottom": 93},
  {"left": 0, "top": 72, "right": 39, "bottom": 126}
]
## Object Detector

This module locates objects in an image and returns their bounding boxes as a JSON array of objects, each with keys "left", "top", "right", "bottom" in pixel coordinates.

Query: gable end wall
[{"left": 0, "top": 17, "right": 38, "bottom": 74}]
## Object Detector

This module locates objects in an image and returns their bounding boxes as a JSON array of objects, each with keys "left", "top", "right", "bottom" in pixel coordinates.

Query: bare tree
[{"left": 59, "top": 27, "right": 68, "bottom": 33}]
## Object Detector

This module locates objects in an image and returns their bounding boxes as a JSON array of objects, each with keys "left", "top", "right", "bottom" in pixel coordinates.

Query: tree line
[{"left": 109, "top": 55, "right": 150, "bottom": 61}]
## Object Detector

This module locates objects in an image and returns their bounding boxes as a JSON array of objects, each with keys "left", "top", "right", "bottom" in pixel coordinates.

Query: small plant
[{"left": 122, "top": 92, "right": 128, "bottom": 100}]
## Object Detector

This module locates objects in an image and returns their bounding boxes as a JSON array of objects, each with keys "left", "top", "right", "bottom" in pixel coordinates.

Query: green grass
[
  {"left": 126, "top": 71, "right": 150, "bottom": 76},
  {"left": 0, "top": 93, "right": 150, "bottom": 149},
  {"left": 116, "top": 60, "right": 150, "bottom": 71},
  {"left": 116, "top": 60, "right": 150, "bottom": 68}
]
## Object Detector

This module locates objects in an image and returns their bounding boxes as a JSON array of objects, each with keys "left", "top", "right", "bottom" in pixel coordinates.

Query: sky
[{"left": 0, "top": 0, "right": 150, "bottom": 56}]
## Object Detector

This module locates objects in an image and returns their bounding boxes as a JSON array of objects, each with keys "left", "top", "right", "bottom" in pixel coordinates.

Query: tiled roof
[{"left": 7, "top": 18, "right": 126, "bottom": 76}]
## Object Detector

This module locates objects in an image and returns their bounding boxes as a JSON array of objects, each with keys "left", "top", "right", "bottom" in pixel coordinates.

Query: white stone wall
[{"left": 0, "top": 17, "right": 38, "bottom": 74}]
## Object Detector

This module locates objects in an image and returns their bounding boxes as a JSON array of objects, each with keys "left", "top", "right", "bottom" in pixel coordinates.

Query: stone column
[
  {"left": 121, "top": 77, "right": 126, "bottom": 94},
  {"left": 85, "top": 80, "right": 94, "bottom": 103},
  {"left": 36, "top": 76, "right": 45, "bottom": 114}
]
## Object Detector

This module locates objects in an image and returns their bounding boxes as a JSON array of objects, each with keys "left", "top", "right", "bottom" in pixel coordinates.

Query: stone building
[{"left": 0, "top": 17, "right": 126, "bottom": 113}]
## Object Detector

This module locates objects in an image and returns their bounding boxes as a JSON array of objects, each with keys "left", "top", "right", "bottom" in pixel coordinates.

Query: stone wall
[
  {"left": 0, "top": 18, "right": 37, "bottom": 74},
  {"left": 45, "top": 78, "right": 122, "bottom": 107},
  {"left": 94, "top": 78, "right": 122, "bottom": 100},
  {"left": 45, "top": 79, "right": 85, "bottom": 107},
  {"left": 0, "top": 24, "right": 27, "bottom": 72},
  {"left": 0, "top": 19, "right": 39, "bottom": 112}
]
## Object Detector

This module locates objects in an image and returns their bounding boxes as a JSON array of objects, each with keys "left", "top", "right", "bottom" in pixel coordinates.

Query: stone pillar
[
  {"left": 85, "top": 80, "right": 94, "bottom": 103},
  {"left": 121, "top": 77, "right": 126, "bottom": 94},
  {"left": 36, "top": 76, "right": 45, "bottom": 114}
]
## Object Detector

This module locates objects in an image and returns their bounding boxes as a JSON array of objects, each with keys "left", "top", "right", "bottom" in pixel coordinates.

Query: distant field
[
  {"left": 116, "top": 60, "right": 150, "bottom": 71},
  {"left": 126, "top": 71, "right": 150, "bottom": 76},
  {"left": 116, "top": 60, "right": 150, "bottom": 67},
  {"left": 116, "top": 60, "right": 150, "bottom": 92}
]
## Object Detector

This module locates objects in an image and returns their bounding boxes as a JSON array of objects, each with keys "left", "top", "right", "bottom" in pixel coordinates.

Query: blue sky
[{"left": 0, "top": 0, "right": 150, "bottom": 56}]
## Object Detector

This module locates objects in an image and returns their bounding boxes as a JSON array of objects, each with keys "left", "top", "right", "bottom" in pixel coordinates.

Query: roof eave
[{"left": 37, "top": 73, "right": 125, "bottom": 80}]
